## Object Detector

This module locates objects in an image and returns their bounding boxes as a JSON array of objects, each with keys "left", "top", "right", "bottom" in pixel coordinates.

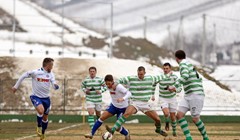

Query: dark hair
[
  {"left": 42, "top": 58, "right": 54, "bottom": 67},
  {"left": 89, "top": 66, "right": 97, "bottom": 71},
  {"left": 163, "top": 62, "right": 171, "bottom": 68},
  {"left": 137, "top": 66, "right": 145, "bottom": 71},
  {"left": 175, "top": 50, "right": 186, "bottom": 59},
  {"left": 104, "top": 74, "right": 113, "bottom": 82}
]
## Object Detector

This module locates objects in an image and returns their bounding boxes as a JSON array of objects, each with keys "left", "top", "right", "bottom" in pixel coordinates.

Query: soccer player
[
  {"left": 156, "top": 62, "right": 181, "bottom": 136},
  {"left": 106, "top": 66, "right": 168, "bottom": 137},
  {"left": 168, "top": 50, "right": 209, "bottom": 140},
  {"left": 12, "top": 58, "right": 59, "bottom": 140},
  {"left": 81, "top": 67, "right": 107, "bottom": 129},
  {"left": 84, "top": 74, "right": 131, "bottom": 140}
]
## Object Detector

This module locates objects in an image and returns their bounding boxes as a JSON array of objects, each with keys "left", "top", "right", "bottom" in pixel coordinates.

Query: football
[{"left": 102, "top": 131, "right": 113, "bottom": 140}]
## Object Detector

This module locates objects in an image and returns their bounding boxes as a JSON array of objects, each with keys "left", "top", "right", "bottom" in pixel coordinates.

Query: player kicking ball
[
  {"left": 84, "top": 74, "right": 131, "bottom": 140},
  {"left": 12, "top": 58, "right": 59, "bottom": 140}
]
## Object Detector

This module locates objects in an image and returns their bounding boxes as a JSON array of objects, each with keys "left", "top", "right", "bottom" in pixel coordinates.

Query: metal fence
[{"left": 1, "top": 78, "right": 240, "bottom": 115}]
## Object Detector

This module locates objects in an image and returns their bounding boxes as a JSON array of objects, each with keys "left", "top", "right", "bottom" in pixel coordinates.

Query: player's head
[
  {"left": 137, "top": 66, "right": 146, "bottom": 80},
  {"left": 163, "top": 62, "right": 172, "bottom": 74},
  {"left": 42, "top": 58, "right": 54, "bottom": 73},
  {"left": 175, "top": 50, "right": 186, "bottom": 64},
  {"left": 89, "top": 66, "right": 97, "bottom": 78},
  {"left": 104, "top": 74, "right": 114, "bottom": 88}
]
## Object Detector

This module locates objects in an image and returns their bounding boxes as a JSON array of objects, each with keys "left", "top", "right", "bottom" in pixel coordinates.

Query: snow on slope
[{"left": 55, "top": 0, "right": 240, "bottom": 46}]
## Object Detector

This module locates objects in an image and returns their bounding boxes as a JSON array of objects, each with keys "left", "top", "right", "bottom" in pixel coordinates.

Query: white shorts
[
  {"left": 86, "top": 101, "right": 102, "bottom": 112},
  {"left": 178, "top": 94, "right": 204, "bottom": 117},
  {"left": 130, "top": 100, "right": 153, "bottom": 113},
  {"left": 159, "top": 97, "right": 177, "bottom": 113}
]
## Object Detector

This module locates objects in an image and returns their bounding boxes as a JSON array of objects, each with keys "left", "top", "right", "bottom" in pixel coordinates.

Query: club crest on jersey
[
  {"left": 37, "top": 78, "right": 49, "bottom": 82},
  {"left": 46, "top": 74, "right": 49, "bottom": 78}
]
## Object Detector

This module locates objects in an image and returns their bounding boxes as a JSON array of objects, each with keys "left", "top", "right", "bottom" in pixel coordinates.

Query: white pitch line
[{"left": 15, "top": 123, "right": 84, "bottom": 140}]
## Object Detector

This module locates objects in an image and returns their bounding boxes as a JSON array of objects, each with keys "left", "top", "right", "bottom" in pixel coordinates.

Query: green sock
[
  {"left": 195, "top": 119, "right": 208, "bottom": 139},
  {"left": 155, "top": 122, "right": 162, "bottom": 132},
  {"left": 88, "top": 115, "right": 95, "bottom": 129},
  {"left": 178, "top": 118, "right": 192, "bottom": 139},
  {"left": 165, "top": 116, "right": 170, "bottom": 123},
  {"left": 171, "top": 120, "right": 177, "bottom": 132},
  {"left": 112, "top": 116, "right": 126, "bottom": 133}
]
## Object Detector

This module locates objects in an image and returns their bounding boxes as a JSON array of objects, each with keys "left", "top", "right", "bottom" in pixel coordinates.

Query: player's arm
[
  {"left": 50, "top": 73, "right": 59, "bottom": 90},
  {"left": 99, "top": 78, "right": 107, "bottom": 94},
  {"left": 169, "top": 64, "right": 190, "bottom": 91},
  {"left": 81, "top": 80, "right": 90, "bottom": 94},
  {"left": 118, "top": 76, "right": 130, "bottom": 88},
  {"left": 174, "top": 74, "right": 182, "bottom": 93},
  {"left": 116, "top": 84, "right": 132, "bottom": 103},
  {"left": 12, "top": 70, "right": 34, "bottom": 93}
]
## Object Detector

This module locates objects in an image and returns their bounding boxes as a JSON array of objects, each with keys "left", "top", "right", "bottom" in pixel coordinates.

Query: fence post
[{"left": 63, "top": 78, "right": 66, "bottom": 115}]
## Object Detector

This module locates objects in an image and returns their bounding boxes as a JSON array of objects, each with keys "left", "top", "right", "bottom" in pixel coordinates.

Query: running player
[
  {"left": 168, "top": 50, "right": 209, "bottom": 140},
  {"left": 81, "top": 67, "right": 107, "bottom": 129},
  {"left": 106, "top": 66, "right": 168, "bottom": 137},
  {"left": 84, "top": 74, "right": 131, "bottom": 140},
  {"left": 12, "top": 58, "right": 59, "bottom": 140},
  {"left": 156, "top": 62, "right": 181, "bottom": 136}
]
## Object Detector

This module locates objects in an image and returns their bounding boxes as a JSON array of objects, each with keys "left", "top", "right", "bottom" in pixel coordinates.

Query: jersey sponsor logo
[
  {"left": 110, "top": 91, "right": 116, "bottom": 94},
  {"left": 37, "top": 78, "right": 50, "bottom": 82}
]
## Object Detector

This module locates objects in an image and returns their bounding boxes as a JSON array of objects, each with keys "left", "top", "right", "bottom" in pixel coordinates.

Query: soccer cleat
[
  {"left": 40, "top": 134, "right": 46, "bottom": 140},
  {"left": 165, "top": 122, "right": 170, "bottom": 131},
  {"left": 84, "top": 133, "right": 93, "bottom": 139},
  {"left": 155, "top": 129, "right": 168, "bottom": 137},
  {"left": 105, "top": 125, "right": 114, "bottom": 134},
  {"left": 172, "top": 131, "right": 177, "bottom": 137},
  {"left": 36, "top": 127, "right": 42, "bottom": 137}
]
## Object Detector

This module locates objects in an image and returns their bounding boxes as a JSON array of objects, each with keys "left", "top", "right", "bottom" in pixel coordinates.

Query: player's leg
[
  {"left": 189, "top": 97, "right": 209, "bottom": 140},
  {"left": 110, "top": 105, "right": 137, "bottom": 134},
  {"left": 170, "top": 112, "right": 177, "bottom": 136},
  {"left": 115, "top": 107, "right": 130, "bottom": 139},
  {"left": 85, "top": 111, "right": 114, "bottom": 139},
  {"left": 86, "top": 102, "right": 96, "bottom": 129},
  {"left": 169, "top": 99, "right": 178, "bottom": 136},
  {"left": 144, "top": 110, "right": 167, "bottom": 137},
  {"left": 159, "top": 97, "right": 170, "bottom": 131},
  {"left": 95, "top": 103, "right": 102, "bottom": 120},
  {"left": 177, "top": 98, "right": 192, "bottom": 140},
  {"left": 40, "top": 97, "right": 51, "bottom": 140},
  {"left": 30, "top": 95, "right": 44, "bottom": 137},
  {"left": 162, "top": 107, "right": 170, "bottom": 131}
]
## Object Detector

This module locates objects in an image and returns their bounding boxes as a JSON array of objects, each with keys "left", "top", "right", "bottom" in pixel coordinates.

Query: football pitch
[{"left": 1, "top": 122, "right": 240, "bottom": 140}]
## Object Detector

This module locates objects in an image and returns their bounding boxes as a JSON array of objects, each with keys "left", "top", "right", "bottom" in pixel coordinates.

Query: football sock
[
  {"left": 171, "top": 120, "right": 177, "bottom": 133},
  {"left": 178, "top": 118, "right": 192, "bottom": 139},
  {"left": 195, "top": 119, "right": 208, "bottom": 139},
  {"left": 42, "top": 119, "right": 48, "bottom": 135},
  {"left": 37, "top": 113, "right": 43, "bottom": 127},
  {"left": 88, "top": 115, "right": 95, "bottom": 129},
  {"left": 165, "top": 115, "right": 170, "bottom": 124},
  {"left": 119, "top": 126, "right": 129, "bottom": 136},
  {"left": 112, "top": 116, "right": 126, "bottom": 133},
  {"left": 91, "top": 119, "right": 103, "bottom": 136},
  {"left": 155, "top": 122, "right": 162, "bottom": 132}
]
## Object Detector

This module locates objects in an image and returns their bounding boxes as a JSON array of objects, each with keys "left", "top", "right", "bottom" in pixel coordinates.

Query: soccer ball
[{"left": 102, "top": 131, "right": 113, "bottom": 140}]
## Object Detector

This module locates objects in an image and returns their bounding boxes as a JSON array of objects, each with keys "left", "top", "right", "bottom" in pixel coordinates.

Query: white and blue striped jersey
[{"left": 14, "top": 68, "right": 56, "bottom": 98}]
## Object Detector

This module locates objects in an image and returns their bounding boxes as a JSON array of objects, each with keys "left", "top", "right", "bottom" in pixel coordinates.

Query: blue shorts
[
  {"left": 30, "top": 95, "right": 51, "bottom": 115},
  {"left": 106, "top": 103, "right": 127, "bottom": 119}
]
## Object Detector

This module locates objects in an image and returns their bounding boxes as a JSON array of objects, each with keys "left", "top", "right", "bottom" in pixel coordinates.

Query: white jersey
[
  {"left": 14, "top": 68, "right": 56, "bottom": 98},
  {"left": 108, "top": 84, "right": 131, "bottom": 108}
]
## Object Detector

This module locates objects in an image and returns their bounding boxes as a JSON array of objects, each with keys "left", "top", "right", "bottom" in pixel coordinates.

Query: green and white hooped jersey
[
  {"left": 81, "top": 76, "right": 107, "bottom": 103},
  {"left": 156, "top": 73, "right": 181, "bottom": 98},
  {"left": 174, "top": 59, "right": 204, "bottom": 96},
  {"left": 118, "top": 75, "right": 157, "bottom": 102}
]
